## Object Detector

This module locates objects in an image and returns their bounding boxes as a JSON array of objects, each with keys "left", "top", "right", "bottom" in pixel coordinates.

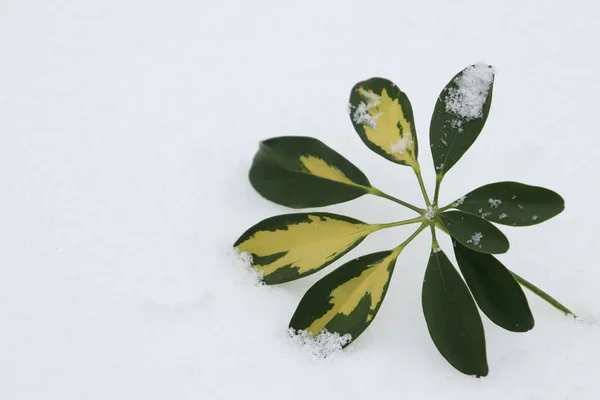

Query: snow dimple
[
  {"left": 467, "top": 232, "right": 483, "bottom": 246},
  {"left": 390, "top": 136, "right": 413, "bottom": 154},
  {"left": 353, "top": 91, "right": 381, "bottom": 128},
  {"left": 445, "top": 63, "right": 495, "bottom": 121},
  {"left": 489, "top": 198, "right": 502, "bottom": 208},
  {"left": 287, "top": 328, "right": 351, "bottom": 358}
]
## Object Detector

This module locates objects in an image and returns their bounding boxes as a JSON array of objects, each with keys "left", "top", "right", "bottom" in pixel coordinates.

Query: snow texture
[
  {"left": 390, "top": 136, "right": 413, "bottom": 154},
  {"left": 445, "top": 62, "right": 495, "bottom": 120},
  {"left": 2, "top": 1, "right": 600, "bottom": 399},
  {"left": 488, "top": 198, "right": 502, "bottom": 208},
  {"left": 288, "top": 328, "right": 352, "bottom": 358},
  {"left": 425, "top": 206, "right": 436, "bottom": 220},
  {"left": 353, "top": 92, "right": 381, "bottom": 128},
  {"left": 467, "top": 232, "right": 484, "bottom": 246}
]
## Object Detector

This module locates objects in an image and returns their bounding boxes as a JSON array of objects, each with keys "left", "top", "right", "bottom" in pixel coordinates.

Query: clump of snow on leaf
[
  {"left": 488, "top": 198, "right": 502, "bottom": 208},
  {"left": 455, "top": 195, "right": 466, "bottom": 206},
  {"left": 445, "top": 63, "right": 495, "bottom": 120},
  {"left": 467, "top": 232, "right": 483, "bottom": 246},
  {"left": 390, "top": 136, "right": 413, "bottom": 154},
  {"left": 287, "top": 328, "right": 351, "bottom": 358},
  {"left": 353, "top": 91, "right": 381, "bottom": 128}
]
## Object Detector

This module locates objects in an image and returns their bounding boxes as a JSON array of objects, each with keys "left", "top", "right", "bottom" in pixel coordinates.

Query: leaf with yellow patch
[
  {"left": 249, "top": 136, "right": 372, "bottom": 208},
  {"left": 349, "top": 78, "right": 418, "bottom": 167},
  {"left": 289, "top": 250, "right": 398, "bottom": 346},
  {"left": 234, "top": 213, "right": 375, "bottom": 284}
]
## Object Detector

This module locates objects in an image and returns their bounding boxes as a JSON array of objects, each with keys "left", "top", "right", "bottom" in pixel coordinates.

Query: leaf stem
[
  {"left": 412, "top": 164, "right": 431, "bottom": 207},
  {"left": 370, "top": 187, "right": 423, "bottom": 213},
  {"left": 375, "top": 216, "right": 426, "bottom": 230},
  {"left": 393, "top": 222, "right": 428, "bottom": 254},
  {"left": 430, "top": 223, "right": 439, "bottom": 248},
  {"left": 433, "top": 173, "right": 443, "bottom": 205},
  {"left": 437, "top": 203, "right": 454, "bottom": 212},
  {"left": 511, "top": 272, "right": 576, "bottom": 317}
]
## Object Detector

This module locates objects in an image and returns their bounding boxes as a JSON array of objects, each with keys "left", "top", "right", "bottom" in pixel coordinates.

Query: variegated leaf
[
  {"left": 349, "top": 78, "right": 418, "bottom": 167},
  {"left": 289, "top": 250, "right": 398, "bottom": 346},
  {"left": 235, "top": 213, "right": 374, "bottom": 284},
  {"left": 249, "top": 136, "right": 372, "bottom": 208}
]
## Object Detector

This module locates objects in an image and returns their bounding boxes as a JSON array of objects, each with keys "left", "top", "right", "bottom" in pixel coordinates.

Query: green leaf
[
  {"left": 453, "top": 181, "right": 565, "bottom": 226},
  {"left": 249, "top": 136, "right": 371, "bottom": 208},
  {"left": 234, "top": 213, "right": 375, "bottom": 285},
  {"left": 422, "top": 248, "right": 488, "bottom": 377},
  {"left": 438, "top": 210, "right": 509, "bottom": 254},
  {"left": 430, "top": 63, "right": 495, "bottom": 175},
  {"left": 289, "top": 250, "right": 398, "bottom": 346},
  {"left": 453, "top": 241, "right": 534, "bottom": 332},
  {"left": 349, "top": 78, "right": 418, "bottom": 167}
]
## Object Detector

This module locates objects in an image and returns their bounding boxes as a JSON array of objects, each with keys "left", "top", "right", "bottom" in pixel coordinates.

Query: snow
[
  {"left": 1, "top": 0, "right": 600, "bottom": 399},
  {"left": 467, "top": 232, "right": 484, "bottom": 246},
  {"left": 353, "top": 92, "right": 381, "bottom": 128},
  {"left": 425, "top": 206, "right": 436, "bottom": 220},
  {"left": 455, "top": 195, "right": 467, "bottom": 206},
  {"left": 391, "top": 136, "right": 413, "bottom": 154},
  {"left": 488, "top": 198, "right": 502, "bottom": 208},
  {"left": 499, "top": 213, "right": 508, "bottom": 220},
  {"left": 445, "top": 62, "right": 495, "bottom": 120},
  {"left": 288, "top": 328, "right": 352, "bottom": 358}
]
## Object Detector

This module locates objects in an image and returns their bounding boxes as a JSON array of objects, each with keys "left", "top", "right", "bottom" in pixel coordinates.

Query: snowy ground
[{"left": 1, "top": 0, "right": 600, "bottom": 398}]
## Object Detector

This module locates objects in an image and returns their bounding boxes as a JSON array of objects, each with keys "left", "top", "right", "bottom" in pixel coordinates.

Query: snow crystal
[
  {"left": 532, "top": 215, "right": 538, "bottom": 221},
  {"left": 449, "top": 119, "right": 464, "bottom": 133},
  {"left": 455, "top": 195, "right": 466, "bottom": 206},
  {"left": 518, "top": 204, "right": 524, "bottom": 210},
  {"left": 477, "top": 207, "right": 491, "bottom": 218},
  {"left": 436, "top": 163, "right": 444, "bottom": 171},
  {"left": 424, "top": 206, "right": 436, "bottom": 220},
  {"left": 499, "top": 213, "right": 508, "bottom": 220},
  {"left": 353, "top": 92, "right": 381, "bottom": 128},
  {"left": 467, "top": 232, "right": 483, "bottom": 246},
  {"left": 489, "top": 198, "right": 502, "bottom": 208},
  {"left": 512, "top": 195, "right": 518, "bottom": 200},
  {"left": 390, "top": 136, "right": 413, "bottom": 154},
  {"left": 433, "top": 246, "right": 442, "bottom": 253},
  {"left": 445, "top": 63, "right": 495, "bottom": 121},
  {"left": 287, "top": 328, "right": 351, "bottom": 358}
]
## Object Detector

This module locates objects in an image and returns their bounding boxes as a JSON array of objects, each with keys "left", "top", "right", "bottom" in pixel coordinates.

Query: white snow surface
[{"left": 1, "top": 0, "right": 600, "bottom": 399}]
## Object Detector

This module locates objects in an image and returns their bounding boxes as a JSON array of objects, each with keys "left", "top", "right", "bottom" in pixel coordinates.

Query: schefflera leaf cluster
[{"left": 234, "top": 63, "right": 574, "bottom": 377}]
